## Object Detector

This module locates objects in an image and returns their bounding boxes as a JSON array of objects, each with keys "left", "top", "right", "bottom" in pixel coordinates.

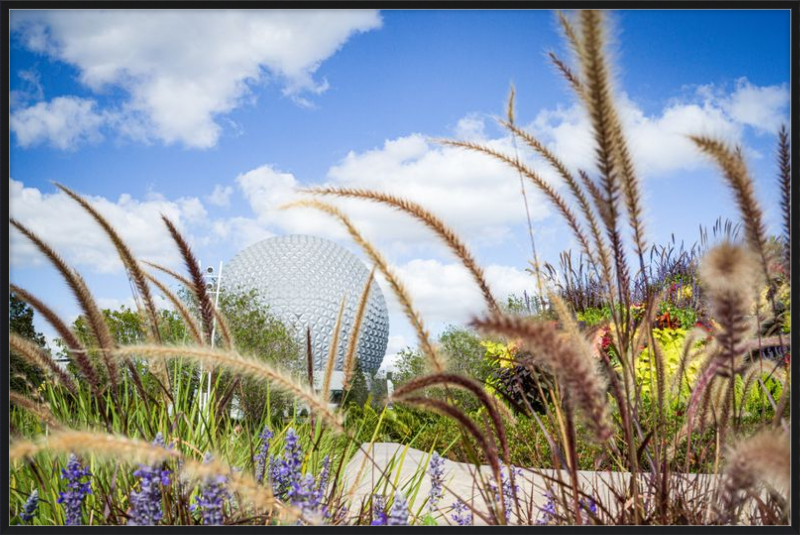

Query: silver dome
[{"left": 223, "top": 235, "right": 389, "bottom": 376}]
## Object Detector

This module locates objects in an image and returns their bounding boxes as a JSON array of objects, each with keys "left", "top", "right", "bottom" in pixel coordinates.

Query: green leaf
[{"left": 422, "top": 514, "right": 437, "bottom": 525}]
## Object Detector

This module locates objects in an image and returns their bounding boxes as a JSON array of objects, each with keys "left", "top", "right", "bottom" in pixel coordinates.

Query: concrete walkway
[{"left": 342, "top": 443, "right": 722, "bottom": 525}]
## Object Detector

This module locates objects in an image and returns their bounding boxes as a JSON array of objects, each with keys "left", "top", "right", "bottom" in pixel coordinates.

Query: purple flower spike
[
  {"left": 191, "top": 453, "right": 228, "bottom": 526},
  {"left": 57, "top": 454, "right": 92, "bottom": 525},
  {"left": 371, "top": 495, "right": 387, "bottom": 526},
  {"left": 536, "top": 490, "right": 557, "bottom": 525},
  {"left": 580, "top": 496, "right": 598, "bottom": 520},
  {"left": 128, "top": 434, "right": 171, "bottom": 525},
  {"left": 450, "top": 500, "right": 472, "bottom": 526},
  {"left": 20, "top": 489, "right": 39, "bottom": 523},
  {"left": 274, "top": 428, "right": 303, "bottom": 499},
  {"left": 254, "top": 425, "right": 273, "bottom": 485},
  {"left": 428, "top": 452, "right": 445, "bottom": 512},
  {"left": 388, "top": 492, "right": 409, "bottom": 526}
]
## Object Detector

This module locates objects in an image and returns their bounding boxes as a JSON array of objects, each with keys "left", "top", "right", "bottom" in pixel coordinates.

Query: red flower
[{"left": 600, "top": 327, "right": 612, "bottom": 352}]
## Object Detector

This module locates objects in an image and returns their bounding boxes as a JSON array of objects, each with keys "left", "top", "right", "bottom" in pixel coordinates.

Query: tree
[
  {"left": 392, "top": 347, "right": 427, "bottom": 386},
  {"left": 213, "top": 289, "right": 302, "bottom": 422},
  {"left": 342, "top": 359, "right": 370, "bottom": 408},
  {"left": 390, "top": 326, "right": 497, "bottom": 412},
  {"left": 10, "top": 293, "right": 48, "bottom": 393},
  {"left": 67, "top": 305, "right": 195, "bottom": 398},
  {"left": 438, "top": 325, "right": 493, "bottom": 383}
]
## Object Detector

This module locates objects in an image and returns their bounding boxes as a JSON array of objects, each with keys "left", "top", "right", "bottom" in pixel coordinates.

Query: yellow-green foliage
[
  {"left": 481, "top": 339, "right": 516, "bottom": 368},
  {"left": 632, "top": 328, "right": 702, "bottom": 401}
]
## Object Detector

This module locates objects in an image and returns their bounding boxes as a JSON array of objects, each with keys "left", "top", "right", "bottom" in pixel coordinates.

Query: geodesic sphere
[{"left": 223, "top": 235, "right": 389, "bottom": 375}]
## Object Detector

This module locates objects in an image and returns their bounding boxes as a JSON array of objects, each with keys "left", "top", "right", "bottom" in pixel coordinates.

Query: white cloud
[
  {"left": 382, "top": 259, "right": 533, "bottom": 327},
  {"left": 719, "top": 78, "right": 789, "bottom": 135},
  {"left": 210, "top": 216, "right": 275, "bottom": 251},
  {"left": 10, "top": 96, "right": 105, "bottom": 149},
  {"left": 206, "top": 184, "right": 234, "bottom": 208},
  {"left": 231, "top": 130, "right": 557, "bottom": 260},
  {"left": 529, "top": 79, "right": 788, "bottom": 178},
  {"left": 10, "top": 67, "right": 44, "bottom": 107},
  {"left": 453, "top": 114, "right": 488, "bottom": 141},
  {"left": 323, "top": 133, "right": 554, "bottom": 247},
  {"left": 234, "top": 164, "right": 347, "bottom": 239},
  {"left": 9, "top": 179, "right": 207, "bottom": 273},
  {"left": 11, "top": 10, "right": 382, "bottom": 148}
]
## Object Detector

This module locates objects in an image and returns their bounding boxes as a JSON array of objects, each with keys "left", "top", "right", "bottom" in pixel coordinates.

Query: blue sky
[{"left": 8, "top": 9, "right": 791, "bottom": 369}]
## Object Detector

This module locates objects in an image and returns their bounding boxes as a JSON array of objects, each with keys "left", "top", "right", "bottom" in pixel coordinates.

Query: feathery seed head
[{"left": 699, "top": 242, "right": 761, "bottom": 298}]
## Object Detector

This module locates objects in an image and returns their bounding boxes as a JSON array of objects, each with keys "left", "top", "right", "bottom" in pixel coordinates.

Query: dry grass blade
[
  {"left": 777, "top": 125, "right": 791, "bottom": 278},
  {"left": 282, "top": 199, "right": 442, "bottom": 373},
  {"left": 689, "top": 136, "right": 770, "bottom": 281},
  {"left": 714, "top": 428, "right": 790, "bottom": 524},
  {"left": 161, "top": 215, "right": 215, "bottom": 345},
  {"left": 113, "top": 345, "right": 344, "bottom": 433},
  {"left": 10, "top": 219, "right": 119, "bottom": 391},
  {"left": 10, "top": 332, "right": 78, "bottom": 396},
  {"left": 471, "top": 313, "right": 612, "bottom": 442},
  {"left": 55, "top": 183, "right": 162, "bottom": 343},
  {"left": 343, "top": 268, "right": 375, "bottom": 390},
  {"left": 144, "top": 272, "right": 205, "bottom": 345},
  {"left": 306, "top": 187, "right": 498, "bottom": 313},
  {"left": 9, "top": 392, "right": 63, "bottom": 430},
  {"left": 322, "top": 296, "right": 346, "bottom": 402},
  {"left": 306, "top": 327, "right": 314, "bottom": 390}
]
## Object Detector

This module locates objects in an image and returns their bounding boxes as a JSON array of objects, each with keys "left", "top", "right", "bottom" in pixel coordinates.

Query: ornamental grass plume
[
  {"left": 714, "top": 428, "right": 791, "bottom": 524},
  {"left": 686, "top": 242, "right": 761, "bottom": 434},
  {"left": 305, "top": 186, "right": 499, "bottom": 313},
  {"left": 388, "top": 492, "right": 409, "bottom": 526},
  {"left": 20, "top": 489, "right": 39, "bottom": 524},
  {"left": 470, "top": 313, "right": 612, "bottom": 442},
  {"left": 127, "top": 433, "right": 171, "bottom": 525},
  {"left": 57, "top": 454, "right": 92, "bottom": 526}
]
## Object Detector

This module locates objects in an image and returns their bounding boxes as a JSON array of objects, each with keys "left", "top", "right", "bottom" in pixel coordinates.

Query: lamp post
[{"left": 200, "top": 261, "right": 224, "bottom": 412}]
